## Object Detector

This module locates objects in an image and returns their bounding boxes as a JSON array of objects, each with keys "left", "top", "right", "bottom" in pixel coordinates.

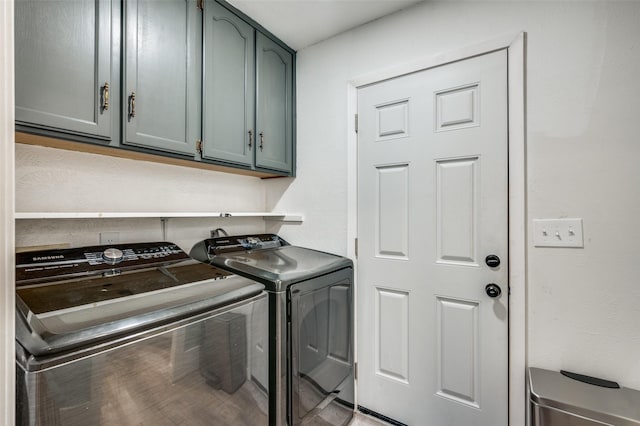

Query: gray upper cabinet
[
  {"left": 123, "top": 0, "right": 202, "bottom": 156},
  {"left": 256, "top": 32, "right": 293, "bottom": 173},
  {"left": 15, "top": 0, "right": 294, "bottom": 177},
  {"left": 203, "top": 2, "right": 294, "bottom": 175},
  {"left": 15, "top": 0, "right": 112, "bottom": 139},
  {"left": 202, "top": 0, "right": 255, "bottom": 167}
]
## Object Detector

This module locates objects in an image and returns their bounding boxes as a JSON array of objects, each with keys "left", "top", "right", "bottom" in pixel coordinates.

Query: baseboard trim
[{"left": 357, "top": 406, "right": 407, "bottom": 426}]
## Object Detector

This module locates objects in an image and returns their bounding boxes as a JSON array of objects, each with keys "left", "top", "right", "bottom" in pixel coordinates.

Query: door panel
[
  {"left": 289, "top": 269, "right": 354, "bottom": 425},
  {"left": 256, "top": 33, "right": 293, "bottom": 172},
  {"left": 375, "top": 287, "right": 409, "bottom": 382},
  {"left": 203, "top": 1, "right": 255, "bottom": 166},
  {"left": 376, "top": 165, "right": 410, "bottom": 259},
  {"left": 17, "top": 295, "right": 269, "bottom": 425},
  {"left": 436, "top": 296, "right": 479, "bottom": 407},
  {"left": 124, "top": 0, "right": 200, "bottom": 156},
  {"left": 435, "top": 84, "right": 480, "bottom": 131},
  {"left": 436, "top": 157, "right": 479, "bottom": 265},
  {"left": 357, "top": 50, "right": 508, "bottom": 426},
  {"left": 15, "top": 0, "right": 112, "bottom": 138}
]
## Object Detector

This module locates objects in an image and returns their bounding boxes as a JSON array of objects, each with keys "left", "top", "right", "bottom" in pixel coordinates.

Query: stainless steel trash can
[{"left": 529, "top": 367, "right": 640, "bottom": 426}]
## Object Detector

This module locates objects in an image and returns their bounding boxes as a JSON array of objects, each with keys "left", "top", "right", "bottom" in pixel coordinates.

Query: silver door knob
[{"left": 485, "top": 283, "right": 502, "bottom": 298}]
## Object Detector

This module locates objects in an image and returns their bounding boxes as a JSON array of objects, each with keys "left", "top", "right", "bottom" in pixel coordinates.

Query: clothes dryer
[{"left": 191, "top": 234, "right": 354, "bottom": 426}]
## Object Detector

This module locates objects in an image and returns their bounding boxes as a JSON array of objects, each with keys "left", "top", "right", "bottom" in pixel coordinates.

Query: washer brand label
[{"left": 33, "top": 255, "right": 64, "bottom": 261}]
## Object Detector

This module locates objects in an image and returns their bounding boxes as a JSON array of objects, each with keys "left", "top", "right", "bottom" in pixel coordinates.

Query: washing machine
[
  {"left": 191, "top": 234, "right": 354, "bottom": 426},
  {"left": 15, "top": 241, "right": 269, "bottom": 425}
]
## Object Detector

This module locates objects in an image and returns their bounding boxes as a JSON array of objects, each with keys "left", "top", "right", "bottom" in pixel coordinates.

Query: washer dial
[{"left": 102, "top": 248, "right": 124, "bottom": 264}]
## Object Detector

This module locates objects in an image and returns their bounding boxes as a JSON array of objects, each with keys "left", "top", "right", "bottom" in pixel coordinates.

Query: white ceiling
[{"left": 226, "top": 0, "right": 425, "bottom": 51}]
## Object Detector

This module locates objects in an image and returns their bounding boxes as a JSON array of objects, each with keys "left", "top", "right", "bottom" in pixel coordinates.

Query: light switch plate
[{"left": 533, "top": 218, "right": 584, "bottom": 248}]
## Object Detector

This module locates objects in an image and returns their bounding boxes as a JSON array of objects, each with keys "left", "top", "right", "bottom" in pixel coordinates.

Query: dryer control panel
[{"left": 207, "top": 234, "right": 289, "bottom": 255}]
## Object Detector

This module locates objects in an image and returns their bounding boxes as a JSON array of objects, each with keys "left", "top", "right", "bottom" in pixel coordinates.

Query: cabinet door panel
[
  {"left": 124, "top": 0, "right": 201, "bottom": 156},
  {"left": 256, "top": 33, "right": 293, "bottom": 173},
  {"left": 15, "top": 0, "right": 112, "bottom": 138},
  {"left": 202, "top": 1, "right": 254, "bottom": 166}
]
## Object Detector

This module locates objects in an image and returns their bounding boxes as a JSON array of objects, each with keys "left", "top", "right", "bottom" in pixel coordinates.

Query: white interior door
[{"left": 357, "top": 50, "right": 508, "bottom": 426}]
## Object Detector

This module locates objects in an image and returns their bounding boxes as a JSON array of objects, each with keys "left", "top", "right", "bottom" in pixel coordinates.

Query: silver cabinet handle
[
  {"left": 259, "top": 131, "right": 264, "bottom": 151},
  {"left": 248, "top": 130, "right": 253, "bottom": 149}
]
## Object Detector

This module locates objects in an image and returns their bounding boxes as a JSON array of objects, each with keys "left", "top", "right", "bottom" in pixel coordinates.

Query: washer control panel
[
  {"left": 101, "top": 248, "right": 124, "bottom": 264},
  {"left": 84, "top": 244, "right": 184, "bottom": 266},
  {"left": 16, "top": 242, "right": 188, "bottom": 285}
]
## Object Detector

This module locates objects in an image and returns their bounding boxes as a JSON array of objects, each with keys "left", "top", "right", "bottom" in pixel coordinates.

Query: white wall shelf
[{"left": 15, "top": 212, "right": 304, "bottom": 222}]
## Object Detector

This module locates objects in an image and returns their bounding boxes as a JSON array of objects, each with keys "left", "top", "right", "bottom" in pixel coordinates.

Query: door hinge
[
  {"left": 197, "top": 0, "right": 204, "bottom": 11},
  {"left": 354, "top": 362, "right": 358, "bottom": 381},
  {"left": 354, "top": 114, "right": 358, "bottom": 134},
  {"left": 196, "top": 139, "right": 203, "bottom": 156},
  {"left": 355, "top": 238, "right": 358, "bottom": 258}
]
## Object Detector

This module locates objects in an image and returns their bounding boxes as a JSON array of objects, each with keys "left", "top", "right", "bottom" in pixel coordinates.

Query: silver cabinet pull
[
  {"left": 248, "top": 130, "right": 253, "bottom": 149},
  {"left": 128, "top": 92, "right": 136, "bottom": 119},
  {"left": 259, "top": 131, "right": 264, "bottom": 151},
  {"left": 102, "top": 82, "right": 110, "bottom": 111}
]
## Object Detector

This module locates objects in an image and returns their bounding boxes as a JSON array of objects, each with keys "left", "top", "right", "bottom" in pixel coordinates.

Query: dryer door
[{"left": 288, "top": 268, "right": 354, "bottom": 425}]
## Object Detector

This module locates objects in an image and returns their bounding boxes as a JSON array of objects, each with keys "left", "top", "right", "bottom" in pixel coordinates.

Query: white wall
[
  {"left": 267, "top": 0, "right": 640, "bottom": 392},
  {"left": 15, "top": 144, "right": 271, "bottom": 250}
]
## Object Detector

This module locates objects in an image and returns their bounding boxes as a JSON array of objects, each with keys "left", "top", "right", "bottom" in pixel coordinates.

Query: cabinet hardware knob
[
  {"left": 129, "top": 92, "right": 136, "bottom": 119},
  {"left": 259, "top": 131, "right": 264, "bottom": 151},
  {"left": 248, "top": 130, "right": 253, "bottom": 149},
  {"left": 102, "top": 82, "right": 109, "bottom": 111}
]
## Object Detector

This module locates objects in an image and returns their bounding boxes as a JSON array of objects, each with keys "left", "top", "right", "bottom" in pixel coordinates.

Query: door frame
[
  {"left": 346, "top": 32, "right": 527, "bottom": 425},
  {"left": 0, "top": 0, "right": 16, "bottom": 423}
]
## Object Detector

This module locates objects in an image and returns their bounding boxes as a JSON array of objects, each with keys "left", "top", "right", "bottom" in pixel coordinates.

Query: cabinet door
[
  {"left": 202, "top": 1, "right": 255, "bottom": 167},
  {"left": 15, "top": 0, "right": 112, "bottom": 139},
  {"left": 256, "top": 33, "right": 293, "bottom": 173},
  {"left": 124, "top": 0, "right": 201, "bottom": 156}
]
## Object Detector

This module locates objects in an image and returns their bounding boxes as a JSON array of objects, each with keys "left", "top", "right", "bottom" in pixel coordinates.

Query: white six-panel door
[{"left": 357, "top": 50, "right": 508, "bottom": 426}]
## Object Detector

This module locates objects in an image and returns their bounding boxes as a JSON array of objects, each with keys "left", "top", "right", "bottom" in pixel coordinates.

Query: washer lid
[
  {"left": 529, "top": 367, "right": 640, "bottom": 425},
  {"left": 212, "top": 246, "right": 352, "bottom": 291},
  {"left": 15, "top": 242, "right": 264, "bottom": 357}
]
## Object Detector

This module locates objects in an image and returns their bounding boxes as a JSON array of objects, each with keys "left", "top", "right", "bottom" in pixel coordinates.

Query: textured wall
[
  {"left": 272, "top": 0, "right": 640, "bottom": 392},
  {"left": 16, "top": 144, "right": 267, "bottom": 213},
  {"left": 15, "top": 144, "right": 270, "bottom": 251},
  {"left": 15, "top": 217, "right": 265, "bottom": 255}
]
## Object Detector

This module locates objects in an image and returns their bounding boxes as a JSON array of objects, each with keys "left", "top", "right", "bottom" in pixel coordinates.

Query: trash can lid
[{"left": 529, "top": 367, "right": 640, "bottom": 426}]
